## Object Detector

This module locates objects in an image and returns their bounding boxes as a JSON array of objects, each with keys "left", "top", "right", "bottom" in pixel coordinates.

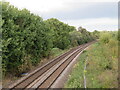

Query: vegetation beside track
[
  {"left": 1, "top": 1, "right": 99, "bottom": 85},
  {"left": 3, "top": 47, "right": 69, "bottom": 86},
  {"left": 64, "top": 31, "right": 118, "bottom": 88}
]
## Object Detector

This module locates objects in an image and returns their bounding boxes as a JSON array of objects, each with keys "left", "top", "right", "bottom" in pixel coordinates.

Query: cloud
[
  {"left": 6, "top": 0, "right": 119, "bottom": 14},
  {"left": 61, "top": 18, "right": 118, "bottom": 31},
  {"left": 5, "top": 0, "right": 118, "bottom": 31},
  {"left": 6, "top": 0, "right": 118, "bottom": 19},
  {"left": 41, "top": 2, "right": 117, "bottom": 20}
]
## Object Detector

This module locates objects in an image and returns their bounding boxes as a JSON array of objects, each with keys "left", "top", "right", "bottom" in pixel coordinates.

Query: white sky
[
  {"left": 5, "top": 0, "right": 118, "bottom": 13},
  {"left": 62, "top": 18, "right": 118, "bottom": 31},
  {"left": 4, "top": 0, "right": 119, "bottom": 31}
]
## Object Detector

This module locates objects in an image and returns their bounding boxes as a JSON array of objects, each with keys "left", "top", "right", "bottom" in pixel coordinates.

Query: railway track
[{"left": 7, "top": 41, "right": 95, "bottom": 89}]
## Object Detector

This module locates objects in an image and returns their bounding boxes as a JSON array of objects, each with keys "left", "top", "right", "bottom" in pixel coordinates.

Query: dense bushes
[
  {"left": 45, "top": 18, "right": 76, "bottom": 49},
  {"left": 1, "top": 2, "right": 96, "bottom": 76},
  {"left": 99, "top": 31, "right": 118, "bottom": 44},
  {"left": 2, "top": 2, "right": 53, "bottom": 75},
  {"left": 100, "top": 33, "right": 111, "bottom": 44},
  {"left": 99, "top": 31, "right": 118, "bottom": 58}
]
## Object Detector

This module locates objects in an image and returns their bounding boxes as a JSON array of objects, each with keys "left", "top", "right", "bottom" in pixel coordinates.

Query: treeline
[{"left": 1, "top": 2, "right": 97, "bottom": 76}]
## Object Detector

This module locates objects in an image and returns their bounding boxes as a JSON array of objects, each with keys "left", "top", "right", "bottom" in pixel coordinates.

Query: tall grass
[{"left": 65, "top": 31, "right": 118, "bottom": 88}]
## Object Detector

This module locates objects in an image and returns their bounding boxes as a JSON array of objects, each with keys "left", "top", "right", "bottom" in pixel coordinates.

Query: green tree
[
  {"left": 45, "top": 18, "right": 75, "bottom": 49},
  {"left": 2, "top": 1, "right": 52, "bottom": 75}
]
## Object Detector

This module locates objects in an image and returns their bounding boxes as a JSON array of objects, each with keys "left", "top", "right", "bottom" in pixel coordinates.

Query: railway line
[{"left": 7, "top": 41, "right": 95, "bottom": 89}]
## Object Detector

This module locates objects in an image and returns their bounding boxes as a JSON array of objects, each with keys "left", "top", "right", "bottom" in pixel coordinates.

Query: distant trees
[
  {"left": 1, "top": 1, "right": 96, "bottom": 76},
  {"left": 92, "top": 30, "right": 100, "bottom": 39},
  {"left": 69, "top": 27, "right": 95, "bottom": 46}
]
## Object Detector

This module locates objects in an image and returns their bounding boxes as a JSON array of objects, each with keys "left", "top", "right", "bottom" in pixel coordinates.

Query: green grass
[{"left": 64, "top": 41, "right": 118, "bottom": 88}]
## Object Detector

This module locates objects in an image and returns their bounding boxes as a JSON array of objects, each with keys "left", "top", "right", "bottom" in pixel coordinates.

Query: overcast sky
[{"left": 5, "top": 0, "right": 118, "bottom": 31}]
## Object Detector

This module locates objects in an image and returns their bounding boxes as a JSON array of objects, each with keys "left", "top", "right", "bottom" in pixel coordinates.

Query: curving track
[{"left": 7, "top": 41, "right": 95, "bottom": 89}]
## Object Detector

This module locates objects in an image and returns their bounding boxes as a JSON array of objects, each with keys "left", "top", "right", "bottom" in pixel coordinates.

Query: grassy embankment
[{"left": 65, "top": 32, "right": 118, "bottom": 88}]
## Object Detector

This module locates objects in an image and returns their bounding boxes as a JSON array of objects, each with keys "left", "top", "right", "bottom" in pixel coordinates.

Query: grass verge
[{"left": 64, "top": 42, "right": 118, "bottom": 88}]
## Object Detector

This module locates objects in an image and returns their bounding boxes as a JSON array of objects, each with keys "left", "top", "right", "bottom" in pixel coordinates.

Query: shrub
[{"left": 100, "top": 33, "right": 111, "bottom": 44}]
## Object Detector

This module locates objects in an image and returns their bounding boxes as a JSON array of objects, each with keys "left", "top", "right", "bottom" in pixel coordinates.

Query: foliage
[
  {"left": 69, "top": 31, "right": 81, "bottom": 46},
  {"left": 99, "top": 31, "right": 118, "bottom": 44},
  {"left": 65, "top": 31, "right": 118, "bottom": 88},
  {"left": 92, "top": 30, "right": 100, "bottom": 39},
  {"left": 1, "top": 1, "right": 96, "bottom": 77},
  {"left": 99, "top": 33, "right": 111, "bottom": 44},
  {"left": 45, "top": 18, "right": 75, "bottom": 50},
  {"left": 78, "top": 27, "right": 95, "bottom": 43},
  {"left": 78, "top": 27, "right": 95, "bottom": 42},
  {"left": 69, "top": 27, "right": 95, "bottom": 47},
  {"left": 2, "top": 2, "right": 52, "bottom": 75}
]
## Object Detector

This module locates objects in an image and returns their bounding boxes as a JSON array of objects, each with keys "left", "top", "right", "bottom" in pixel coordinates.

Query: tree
[
  {"left": 45, "top": 18, "right": 75, "bottom": 49},
  {"left": 2, "top": 1, "right": 52, "bottom": 75}
]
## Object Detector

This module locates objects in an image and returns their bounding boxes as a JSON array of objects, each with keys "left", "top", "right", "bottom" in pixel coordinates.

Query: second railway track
[{"left": 8, "top": 41, "right": 95, "bottom": 89}]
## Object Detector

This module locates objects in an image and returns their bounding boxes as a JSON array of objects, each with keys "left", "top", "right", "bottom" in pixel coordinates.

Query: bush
[
  {"left": 100, "top": 33, "right": 111, "bottom": 44},
  {"left": 108, "top": 39, "right": 117, "bottom": 48},
  {"left": 2, "top": 2, "right": 52, "bottom": 75}
]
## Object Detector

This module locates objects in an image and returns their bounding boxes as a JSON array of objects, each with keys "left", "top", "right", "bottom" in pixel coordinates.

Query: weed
[{"left": 65, "top": 39, "right": 118, "bottom": 88}]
